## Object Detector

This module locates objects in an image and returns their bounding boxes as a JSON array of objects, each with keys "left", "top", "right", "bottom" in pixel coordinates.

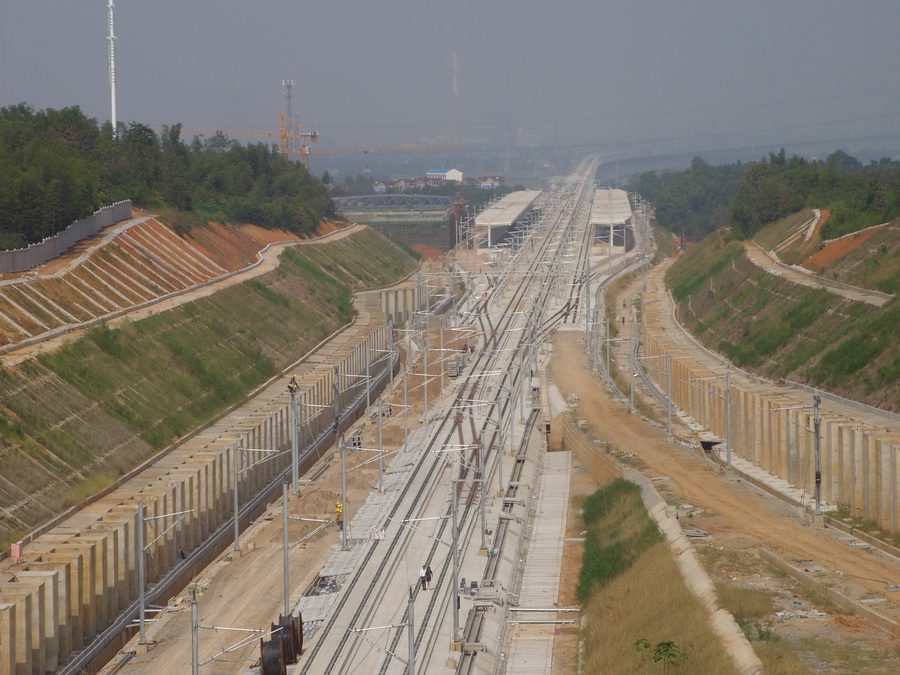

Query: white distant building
[{"left": 426, "top": 168, "right": 463, "bottom": 183}]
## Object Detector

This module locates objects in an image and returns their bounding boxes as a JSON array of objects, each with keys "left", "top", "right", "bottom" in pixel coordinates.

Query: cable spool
[
  {"left": 260, "top": 637, "right": 286, "bottom": 675},
  {"left": 272, "top": 619, "right": 297, "bottom": 665},
  {"left": 295, "top": 611, "right": 304, "bottom": 655},
  {"left": 278, "top": 613, "right": 302, "bottom": 659},
  {"left": 269, "top": 623, "right": 297, "bottom": 664}
]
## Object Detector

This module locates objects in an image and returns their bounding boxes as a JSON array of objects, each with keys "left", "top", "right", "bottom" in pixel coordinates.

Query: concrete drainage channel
[{"left": 632, "top": 469, "right": 764, "bottom": 675}]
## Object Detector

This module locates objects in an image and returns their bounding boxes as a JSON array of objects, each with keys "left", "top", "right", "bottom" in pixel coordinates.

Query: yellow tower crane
[
  {"left": 177, "top": 117, "right": 461, "bottom": 167},
  {"left": 178, "top": 113, "right": 319, "bottom": 168}
]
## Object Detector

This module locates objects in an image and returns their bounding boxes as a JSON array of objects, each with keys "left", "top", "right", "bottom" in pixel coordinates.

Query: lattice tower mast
[
  {"left": 452, "top": 52, "right": 459, "bottom": 144},
  {"left": 283, "top": 80, "right": 298, "bottom": 158},
  {"left": 107, "top": 0, "right": 117, "bottom": 136}
]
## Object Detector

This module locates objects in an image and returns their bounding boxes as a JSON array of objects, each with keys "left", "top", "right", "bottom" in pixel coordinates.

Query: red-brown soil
[
  {"left": 413, "top": 243, "right": 446, "bottom": 261},
  {"left": 803, "top": 223, "right": 884, "bottom": 272}
]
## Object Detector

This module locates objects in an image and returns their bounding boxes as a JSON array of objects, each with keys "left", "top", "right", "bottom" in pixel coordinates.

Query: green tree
[{"left": 0, "top": 104, "right": 347, "bottom": 248}]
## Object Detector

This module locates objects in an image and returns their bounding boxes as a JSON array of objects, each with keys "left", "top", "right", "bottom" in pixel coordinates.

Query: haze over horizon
[{"left": 2, "top": 1, "right": 900, "bottom": 159}]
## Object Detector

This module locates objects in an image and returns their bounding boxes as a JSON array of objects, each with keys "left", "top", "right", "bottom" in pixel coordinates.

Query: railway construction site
[{"left": 2, "top": 160, "right": 900, "bottom": 674}]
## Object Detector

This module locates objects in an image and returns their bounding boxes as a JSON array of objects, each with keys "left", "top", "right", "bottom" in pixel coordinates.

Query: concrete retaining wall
[
  {"left": 0, "top": 321, "right": 398, "bottom": 673},
  {"left": 560, "top": 415, "right": 622, "bottom": 486},
  {"left": 641, "top": 327, "right": 900, "bottom": 534}
]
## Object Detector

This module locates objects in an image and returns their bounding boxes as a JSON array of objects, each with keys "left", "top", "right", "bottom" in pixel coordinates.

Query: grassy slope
[
  {"left": 0, "top": 227, "right": 418, "bottom": 546},
  {"left": 665, "top": 220, "right": 900, "bottom": 412}
]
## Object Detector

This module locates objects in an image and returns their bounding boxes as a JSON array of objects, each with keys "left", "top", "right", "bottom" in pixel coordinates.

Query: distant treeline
[
  {"left": 630, "top": 149, "right": 900, "bottom": 241},
  {"left": 0, "top": 104, "right": 334, "bottom": 251}
]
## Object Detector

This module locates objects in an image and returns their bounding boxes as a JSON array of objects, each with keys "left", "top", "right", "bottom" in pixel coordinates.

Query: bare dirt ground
[
  {"left": 412, "top": 243, "right": 446, "bottom": 261},
  {"left": 547, "top": 328, "right": 900, "bottom": 671},
  {"left": 802, "top": 224, "right": 886, "bottom": 271}
]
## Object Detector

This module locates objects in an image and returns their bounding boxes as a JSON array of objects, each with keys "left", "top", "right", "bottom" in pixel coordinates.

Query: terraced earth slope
[
  {"left": 666, "top": 211, "right": 900, "bottom": 412},
  {"left": 0, "top": 212, "right": 311, "bottom": 350},
  {"left": 0, "top": 218, "right": 419, "bottom": 547}
]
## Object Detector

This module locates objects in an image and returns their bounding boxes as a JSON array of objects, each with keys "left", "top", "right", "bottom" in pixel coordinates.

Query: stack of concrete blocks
[
  {"left": 0, "top": 323, "right": 391, "bottom": 673},
  {"left": 641, "top": 322, "right": 900, "bottom": 534}
]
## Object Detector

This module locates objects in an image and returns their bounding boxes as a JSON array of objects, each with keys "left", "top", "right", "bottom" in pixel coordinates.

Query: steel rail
[
  {"left": 305, "top": 312, "right": 509, "bottom": 673},
  {"left": 303, "top": 158, "right": 598, "bottom": 673}
]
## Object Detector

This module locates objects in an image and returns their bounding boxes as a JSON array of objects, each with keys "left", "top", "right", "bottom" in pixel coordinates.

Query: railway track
[{"left": 297, "top": 158, "right": 600, "bottom": 673}]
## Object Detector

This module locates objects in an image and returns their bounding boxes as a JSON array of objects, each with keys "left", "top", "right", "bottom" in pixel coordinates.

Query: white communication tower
[{"left": 107, "top": 0, "right": 117, "bottom": 136}]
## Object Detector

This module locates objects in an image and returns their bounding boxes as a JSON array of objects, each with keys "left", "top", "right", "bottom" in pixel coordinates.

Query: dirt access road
[
  {"left": 547, "top": 326, "right": 900, "bottom": 660},
  {"left": 548, "top": 329, "right": 900, "bottom": 597},
  {"left": 743, "top": 241, "right": 892, "bottom": 307}
]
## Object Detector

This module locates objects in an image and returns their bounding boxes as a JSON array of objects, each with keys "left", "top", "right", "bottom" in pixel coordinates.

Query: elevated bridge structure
[
  {"left": 334, "top": 194, "right": 454, "bottom": 249},
  {"left": 332, "top": 194, "right": 454, "bottom": 209},
  {"left": 590, "top": 188, "right": 635, "bottom": 252}
]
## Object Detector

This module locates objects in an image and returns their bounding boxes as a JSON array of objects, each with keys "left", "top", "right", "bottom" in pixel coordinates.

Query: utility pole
[
  {"left": 479, "top": 442, "right": 487, "bottom": 550},
  {"left": 137, "top": 500, "right": 146, "bottom": 644},
  {"left": 584, "top": 267, "right": 592, "bottom": 341},
  {"left": 605, "top": 318, "right": 610, "bottom": 386},
  {"left": 423, "top": 317, "right": 429, "bottom": 421},
  {"left": 388, "top": 321, "right": 396, "bottom": 390},
  {"left": 334, "top": 364, "right": 348, "bottom": 551},
  {"left": 289, "top": 376, "right": 300, "bottom": 494},
  {"left": 232, "top": 446, "right": 241, "bottom": 552},
  {"left": 450, "top": 473, "right": 460, "bottom": 644},
  {"left": 440, "top": 321, "right": 445, "bottom": 393},
  {"left": 340, "top": 439, "right": 348, "bottom": 551},
  {"left": 629, "top": 328, "right": 635, "bottom": 410},
  {"left": 191, "top": 586, "right": 199, "bottom": 675},
  {"left": 378, "top": 398, "right": 384, "bottom": 493},
  {"left": 403, "top": 362, "right": 409, "bottom": 448},
  {"left": 725, "top": 371, "right": 732, "bottom": 472},
  {"left": 407, "top": 586, "right": 416, "bottom": 675},
  {"left": 283, "top": 483, "right": 290, "bottom": 616},
  {"left": 813, "top": 392, "right": 822, "bottom": 519},
  {"left": 667, "top": 352, "right": 673, "bottom": 437},
  {"left": 366, "top": 342, "right": 372, "bottom": 412}
]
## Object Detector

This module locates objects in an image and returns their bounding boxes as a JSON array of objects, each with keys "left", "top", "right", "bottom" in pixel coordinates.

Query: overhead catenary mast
[{"left": 107, "top": 0, "right": 117, "bottom": 136}]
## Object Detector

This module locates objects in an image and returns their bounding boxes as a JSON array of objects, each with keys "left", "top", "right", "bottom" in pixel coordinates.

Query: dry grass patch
[{"left": 582, "top": 540, "right": 737, "bottom": 674}]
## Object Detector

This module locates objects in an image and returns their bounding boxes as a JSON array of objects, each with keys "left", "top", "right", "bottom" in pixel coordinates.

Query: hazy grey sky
[{"left": 2, "top": 1, "right": 900, "bottom": 152}]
